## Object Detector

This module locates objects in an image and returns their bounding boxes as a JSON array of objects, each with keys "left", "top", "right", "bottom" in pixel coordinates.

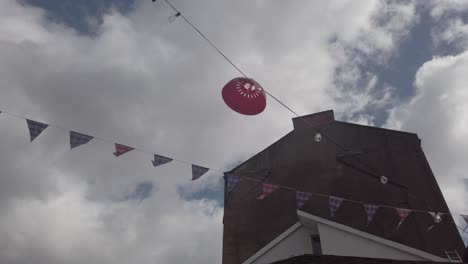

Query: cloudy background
[{"left": 0, "top": 0, "right": 468, "bottom": 263}]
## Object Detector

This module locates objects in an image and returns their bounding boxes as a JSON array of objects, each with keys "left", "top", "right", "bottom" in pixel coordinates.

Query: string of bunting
[
  {"left": 225, "top": 174, "right": 468, "bottom": 232},
  {"left": 1, "top": 109, "right": 468, "bottom": 232},
  {"left": 0, "top": 109, "right": 216, "bottom": 181}
]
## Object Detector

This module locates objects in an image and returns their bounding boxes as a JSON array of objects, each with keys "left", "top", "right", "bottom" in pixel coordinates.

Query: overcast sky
[{"left": 1, "top": 0, "right": 468, "bottom": 263}]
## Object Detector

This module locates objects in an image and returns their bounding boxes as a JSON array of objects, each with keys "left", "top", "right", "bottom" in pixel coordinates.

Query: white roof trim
[
  {"left": 241, "top": 222, "right": 303, "bottom": 264},
  {"left": 297, "top": 210, "right": 447, "bottom": 262}
]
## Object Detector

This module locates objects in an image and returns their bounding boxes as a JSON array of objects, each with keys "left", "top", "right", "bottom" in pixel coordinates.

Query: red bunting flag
[
  {"left": 257, "top": 183, "right": 278, "bottom": 200},
  {"left": 395, "top": 208, "right": 412, "bottom": 230},
  {"left": 113, "top": 143, "right": 134, "bottom": 157}
]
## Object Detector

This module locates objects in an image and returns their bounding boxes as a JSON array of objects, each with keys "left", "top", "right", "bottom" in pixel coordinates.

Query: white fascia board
[
  {"left": 242, "top": 222, "right": 303, "bottom": 264},
  {"left": 297, "top": 210, "right": 447, "bottom": 262}
]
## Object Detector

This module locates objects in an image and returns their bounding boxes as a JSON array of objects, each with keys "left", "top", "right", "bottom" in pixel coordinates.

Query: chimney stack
[{"left": 292, "top": 110, "right": 335, "bottom": 130}]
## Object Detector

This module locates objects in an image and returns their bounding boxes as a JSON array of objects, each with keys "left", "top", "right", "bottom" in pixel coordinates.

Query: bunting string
[
  {"left": 0, "top": 108, "right": 220, "bottom": 176},
  {"left": 237, "top": 175, "right": 468, "bottom": 220},
  {"left": 0, "top": 108, "right": 467, "bottom": 230}
]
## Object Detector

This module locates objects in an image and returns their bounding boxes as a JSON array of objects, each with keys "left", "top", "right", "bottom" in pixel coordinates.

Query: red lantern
[{"left": 222, "top": 77, "right": 266, "bottom": 115}]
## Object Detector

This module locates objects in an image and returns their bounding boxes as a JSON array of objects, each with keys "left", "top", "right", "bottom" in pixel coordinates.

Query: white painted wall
[
  {"left": 318, "top": 223, "right": 426, "bottom": 261},
  {"left": 245, "top": 212, "right": 447, "bottom": 264},
  {"left": 249, "top": 226, "right": 314, "bottom": 264}
]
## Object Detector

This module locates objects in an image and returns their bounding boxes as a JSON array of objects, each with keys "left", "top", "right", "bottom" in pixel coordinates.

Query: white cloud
[
  {"left": 0, "top": 0, "right": 422, "bottom": 263},
  {"left": 330, "top": 0, "right": 417, "bottom": 120},
  {"left": 386, "top": 51, "right": 468, "bottom": 222},
  {"left": 429, "top": 0, "right": 468, "bottom": 19},
  {"left": 338, "top": 0, "right": 417, "bottom": 60},
  {"left": 427, "top": 0, "right": 468, "bottom": 52}
]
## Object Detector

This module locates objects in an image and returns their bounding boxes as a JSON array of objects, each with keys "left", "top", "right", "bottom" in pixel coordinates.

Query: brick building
[{"left": 222, "top": 110, "right": 465, "bottom": 264}]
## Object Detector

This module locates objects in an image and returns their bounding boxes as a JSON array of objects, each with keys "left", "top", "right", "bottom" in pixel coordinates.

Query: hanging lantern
[
  {"left": 434, "top": 214, "right": 442, "bottom": 223},
  {"left": 222, "top": 77, "right": 266, "bottom": 115},
  {"left": 314, "top": 132, "right": 322, "bottom": 142},
  {"left": 380, "top": 176, "right": 388, "bottom": 184}
]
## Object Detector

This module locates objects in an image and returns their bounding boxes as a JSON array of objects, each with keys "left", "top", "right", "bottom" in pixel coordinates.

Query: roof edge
[
  {"left": 224, "top": 130, "right": 294, "bottom": 174},
  {"left": 334, "top": 121, "right": 419, "bottom": 137},
  {"left": 297, "top": 210, "right": 448, "bottom": 262},
  {"left": 241, "top": 222, "right": 304, "bottom": 264}
]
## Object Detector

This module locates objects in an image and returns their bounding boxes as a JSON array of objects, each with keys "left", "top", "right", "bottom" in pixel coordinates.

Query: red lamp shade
[{"left": 222, "top": 77, "right": 266, "bottom": 115}]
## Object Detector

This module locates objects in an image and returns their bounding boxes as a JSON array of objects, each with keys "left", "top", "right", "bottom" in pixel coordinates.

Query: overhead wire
[
  {"left": 159, "top": 0, "right": 348, "bottom": 152},
  {"left": 0, "top": 107, "right": 224, "bottom": 173},
  {"left": 154, "top": 0, "right": 453, "bottom": 218}
]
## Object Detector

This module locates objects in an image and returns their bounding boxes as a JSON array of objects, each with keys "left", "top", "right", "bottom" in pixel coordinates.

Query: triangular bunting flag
[
  {"left": 113, "top": 143, "right": 134, "bottom": 157},
  {"left": 296, "top": 191, "right": 311, "bottom": 209},
  {"left": 26, "top": 119, "right": 48, "bottom": 142},
  {"left": 70, "top": 131, "right": 94, "bottom": 149},
  {"left": 227, "top": 175, "right": 241, "bottom": 192},
  {"left": 329, "top": 196, "right": 343, "bottom": 217},
  {"left": 461, "top": 215, "right": 468, "bottom": 231},
  {"left": 257, "top": 183, "right": 278, "bottom": 200},
  {"left": 151, "top": 154, "right": 173, "bottom": 167},
  {"left": 395, "top": 208, "right": 412, "bottom": 230},
  {"left": 192, "top": 164, "right": 209, "bottom": 181},
  {"left": 462, "top": 215, "right": 468, "bottom": 225},
  {"left": 363, "top": 204, "right": 379, "bottom": 226}
]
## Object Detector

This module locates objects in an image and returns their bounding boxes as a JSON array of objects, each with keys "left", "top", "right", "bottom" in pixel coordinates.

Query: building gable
[{"left": 223, "top": 110, "right": 465, "bottom": 264}]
